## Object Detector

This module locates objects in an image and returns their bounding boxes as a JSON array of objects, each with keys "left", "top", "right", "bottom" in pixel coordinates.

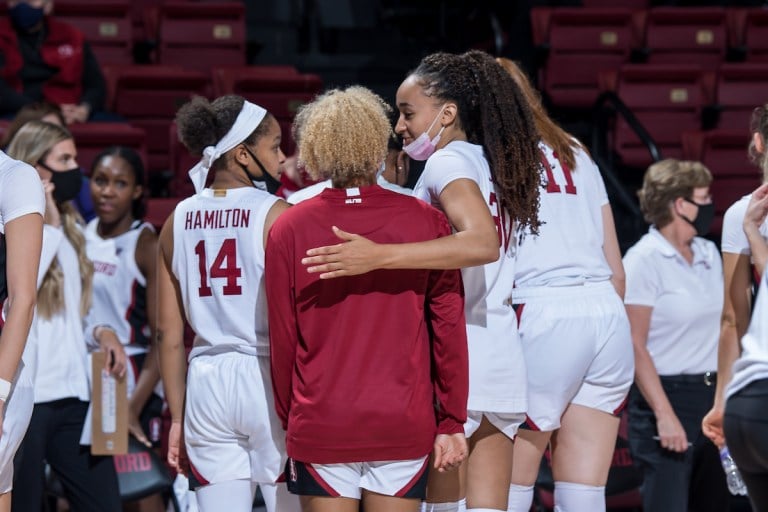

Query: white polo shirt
[
  {"left": 721, "top": 194, "right": 768, "bottom": 256},
  {"left": 727, "top": 271, "right": 768, "bottom": 398},
  {"left": 623, "top": 227, "right": 723, "bottom": 376}
]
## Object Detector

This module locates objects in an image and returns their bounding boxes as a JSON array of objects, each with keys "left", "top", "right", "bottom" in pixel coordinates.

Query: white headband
[{"left": 188, "top": 100, "right": 267, "bottom": 194}]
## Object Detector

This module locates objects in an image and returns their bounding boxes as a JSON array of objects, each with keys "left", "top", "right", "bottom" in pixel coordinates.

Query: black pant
[
  {"left": 725, "top": 378, "right": 768, "bottom": 512},
  {"left": 628, "top": 377, "right": 730, "bottom": 512},
  {"left": 12, "top": 398, "right": 121, "bottom": 511}
]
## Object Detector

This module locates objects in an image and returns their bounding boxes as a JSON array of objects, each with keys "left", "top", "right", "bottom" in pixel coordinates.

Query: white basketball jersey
[
  {"left": 413, "top": 140, "right": 526, "bottom": 413},
  {"left": 728, "top": 272, "right": 768, "bottom": 398},
  {"left": 85, "top": 219, "right": 153, "bottom": 355},
  {"left": 172, "top": 187, "right": 278, "bottom": 359},
  {"left": 515, "top": 142, "right": 613, "bottom": 289}
]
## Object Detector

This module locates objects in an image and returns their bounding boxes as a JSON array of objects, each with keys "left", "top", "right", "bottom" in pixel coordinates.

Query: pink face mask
[{"left": 402, "top": 105, "right": 446, "bottom": 161}]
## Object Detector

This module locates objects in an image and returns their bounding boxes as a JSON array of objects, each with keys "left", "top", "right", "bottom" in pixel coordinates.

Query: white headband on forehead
[{"left": 188, "top": 100, "right": 267, "bottom": 194}]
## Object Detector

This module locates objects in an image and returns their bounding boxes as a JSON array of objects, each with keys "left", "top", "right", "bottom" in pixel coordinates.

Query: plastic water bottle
[{"left": 720, "top": 446, "right": 748, "bottom": 496}]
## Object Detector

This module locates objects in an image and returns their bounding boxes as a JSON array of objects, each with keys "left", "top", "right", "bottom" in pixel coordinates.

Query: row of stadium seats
[
  {"left": 591, "top": 61, "right": 766, "bottom": 236},
  {"left": 0, "top": 1, "right": 246, "bottom": 70},
  {"left": 0, "top": 65, "right": 323, "bottom": 199},
  {"left": 532, "top": 7, "right": 768, "bottom": 109},
  {"left": 600, "top": 63, "right": 765, "bottom": 169},
  {"left": 100, "top": 65, "right": 322, "bottom": 184}
]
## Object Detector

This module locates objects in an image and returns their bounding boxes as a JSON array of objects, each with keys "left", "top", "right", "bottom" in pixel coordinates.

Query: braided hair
[{"left": 411, "top": 50, "right": 542, "bottom": 234}]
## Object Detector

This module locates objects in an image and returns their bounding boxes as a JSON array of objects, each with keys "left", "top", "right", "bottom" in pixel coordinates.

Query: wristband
[{"left": 0, "top": 378, "right": 11, "bottom": 402}]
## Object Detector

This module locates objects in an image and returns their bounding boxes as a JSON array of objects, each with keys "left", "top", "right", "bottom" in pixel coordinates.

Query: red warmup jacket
[
  {"left": 0, "top": 17, "right": 84, "bottom": 105},
  {"left": 266, "top": 185, "right": 469, "bottom": 464}
]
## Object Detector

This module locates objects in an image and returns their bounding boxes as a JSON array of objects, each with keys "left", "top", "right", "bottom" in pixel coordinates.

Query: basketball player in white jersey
[
  {"left": 301, "top": 51, "right": 544, "bottom": 512},
  {"left": 703, "top": 104, "right": 768, "bottom": 450},
  {"left": 84, "top": 146, "right": 165, "bottom": 512},
  {"left": 723, "top": 182, "right": 768, "bottom": 511},
  {"left": 157, "top": 95, "right": 299, "bottom": 512},
  {"left": 497, "top": 59, "right": 633, "bottom": 512},
  {"left": 0, "top": 150, "right": 43, "bottom": 512}
]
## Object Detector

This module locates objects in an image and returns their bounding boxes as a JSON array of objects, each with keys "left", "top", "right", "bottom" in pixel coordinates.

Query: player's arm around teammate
[
  {"left": 265, "top": 86, "right": 468, "bottom": 512},
  {"left": 302, "top": 52, "right": 542, "bottom": 512},
  {"left": 703, "top": 104, "right": 768, "bottom": 448}
]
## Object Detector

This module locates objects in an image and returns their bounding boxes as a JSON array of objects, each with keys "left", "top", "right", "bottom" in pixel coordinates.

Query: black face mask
[
  {"left": 682, "top": 197, "right": 715, "bottom": 237},
  {"left": 241, "top": 145, "right": 281, "bottom": 195},
  {"left": 39, "top": 162, "right": 83, "bottom": 203}
]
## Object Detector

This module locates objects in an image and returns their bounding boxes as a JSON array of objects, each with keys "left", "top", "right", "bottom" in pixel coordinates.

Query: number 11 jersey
[{"left": 172, "top": 187, "right": 279, "bottom": 359}]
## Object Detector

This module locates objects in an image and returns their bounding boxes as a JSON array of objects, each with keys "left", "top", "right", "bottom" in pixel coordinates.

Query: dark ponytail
[{"left": 412, "top": 51, "right": 542, "bottom": 234}]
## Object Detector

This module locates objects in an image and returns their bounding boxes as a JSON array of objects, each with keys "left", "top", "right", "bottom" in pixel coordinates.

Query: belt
[{"left": 659, "top": 372, "right": 716, "bottom": 387}]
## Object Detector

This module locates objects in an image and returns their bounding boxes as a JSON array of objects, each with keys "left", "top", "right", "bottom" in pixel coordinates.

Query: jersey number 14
[{"left": 194, "top": 238, "right": 242, "bottom": 297}]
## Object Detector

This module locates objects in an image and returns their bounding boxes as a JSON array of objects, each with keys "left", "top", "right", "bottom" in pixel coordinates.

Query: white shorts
[
  {"left": 513, "top": 281, "right": 634, "bottom": 432},
  {"left": 184, "top": 353, "right": 285, "bottom": 487},
  {"left": 465, "top": 410, "right": 526, "bottom": 440},
  {"left": 0, "top": 362, "right": 33, "bottom": 493},
  {"left": 286, "top": 456, "right": 429, "bottom": 500}
]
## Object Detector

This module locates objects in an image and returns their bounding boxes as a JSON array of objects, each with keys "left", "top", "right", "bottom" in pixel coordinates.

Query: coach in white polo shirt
[{"left": 623, "top": 159, "right": 728, "bottom": 512}]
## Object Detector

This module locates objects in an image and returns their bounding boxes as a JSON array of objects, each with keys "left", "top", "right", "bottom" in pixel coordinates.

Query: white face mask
[{"left": 402, "top": 105, "right": 446, "bottom": 161}]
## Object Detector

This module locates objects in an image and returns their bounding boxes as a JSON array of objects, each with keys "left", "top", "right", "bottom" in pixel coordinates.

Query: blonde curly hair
[
  {"left": 295, "top": 86, "right": 392, "bottom": 183},
  {"left": 638, "top": 159, "right": 712, "bottom": 228}
]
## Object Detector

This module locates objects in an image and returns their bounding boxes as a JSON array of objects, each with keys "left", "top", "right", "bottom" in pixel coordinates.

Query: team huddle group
[{"left": 0, "top": 48, "right": 767, "bottom": 512}]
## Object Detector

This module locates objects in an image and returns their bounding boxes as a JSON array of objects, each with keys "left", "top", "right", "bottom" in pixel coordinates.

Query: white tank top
[
  {"left": 413, "top": 140, "right": 526, "bottom": 413},
  {"left": 172, "top": 187, "right": 278, "bottom": 359},
  {"left": 85, "top": 219, "right": 154, "bottom": 355},
  {"left": 514, "top": 142, "right": 613, "bottom": 289}
]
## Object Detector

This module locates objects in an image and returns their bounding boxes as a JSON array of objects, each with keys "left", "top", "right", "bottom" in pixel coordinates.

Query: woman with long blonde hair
[{"left": 7, "top": 121, "right": 127, "bottom": 511}]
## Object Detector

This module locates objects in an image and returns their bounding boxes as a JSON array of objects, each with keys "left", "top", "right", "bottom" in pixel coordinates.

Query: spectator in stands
[
  {"left": 6, "top": 120, "right": 124, "bottom": 511},
  {"left": 0, "top": 101, "right": 64, "bottom": 148},
  {"left": 0, "top": 0, "right": 107, "bottom": 124},
  {"left": 703, "top": 104, "right": 768, "bottom": 450},
  {"left": 1, "top": 102, "right": 95, "bottom": 221},
  {"left": 623, "top": 159, "right": 729, "bottom": 512}
]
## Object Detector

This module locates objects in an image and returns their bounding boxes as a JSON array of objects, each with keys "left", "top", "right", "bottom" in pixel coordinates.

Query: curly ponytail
[{"left": 412, "top": 51, "right": 541, "bottom": 233}]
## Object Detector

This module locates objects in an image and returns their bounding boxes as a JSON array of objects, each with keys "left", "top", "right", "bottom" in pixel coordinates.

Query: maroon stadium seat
[
  {"left": 145, "top": 197, "right": 181, "bottom": 232},
  {"left": 158, "top": 2, "right": 246, "bottom": 71},
  {"left": 211, "top": 66, "right": 323, "bottom": 156},
  {"left": 682, "top": 130, "right": 756, "bottom": 180},
  {"left": 532, "top": 8, "right": 640, "bottom": 109},
  {"left": 605, "top": 65, "right": 715, "bottom": 168},
  {"left": 715, "top": 64, "right": 768, "bottom": 131},
  {"left": 168, "top": 121, "right": 199, "bottom": 198},
  {"left": 103, "top": 65, "right": 209, "bottom": 175},
  {"left": 744, "top": 9, "right": 768, "bottom": 62},
  {"left": 53, "top": 1, "right": 133, "bottom": 66},
  {"left": 710, "top": 176, "right": 760, "bottom": 237},
  {"left": 681, "top": 129, "right": 756, "bottom": 237},
  {"left": 581, "top": 0, "right": 649, "bottom": 7},
  {"left": 69, "top": 122, "right": 147, "bottom": 179},
  {"left": 644, "top": 8, "right": 727, "bottom": 69}
]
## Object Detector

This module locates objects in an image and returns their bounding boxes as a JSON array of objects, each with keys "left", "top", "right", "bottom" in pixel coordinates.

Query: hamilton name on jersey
[{"left": 184, "top": 208, "right": 252, "bottom": 231}]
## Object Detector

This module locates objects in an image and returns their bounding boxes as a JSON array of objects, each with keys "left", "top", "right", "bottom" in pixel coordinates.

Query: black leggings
[
  {"left": 724, "top": 378, "right": 768, "bottom": 512},
  {"left": 12, "top": 398, "right": 121, "bottom": 511}
]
